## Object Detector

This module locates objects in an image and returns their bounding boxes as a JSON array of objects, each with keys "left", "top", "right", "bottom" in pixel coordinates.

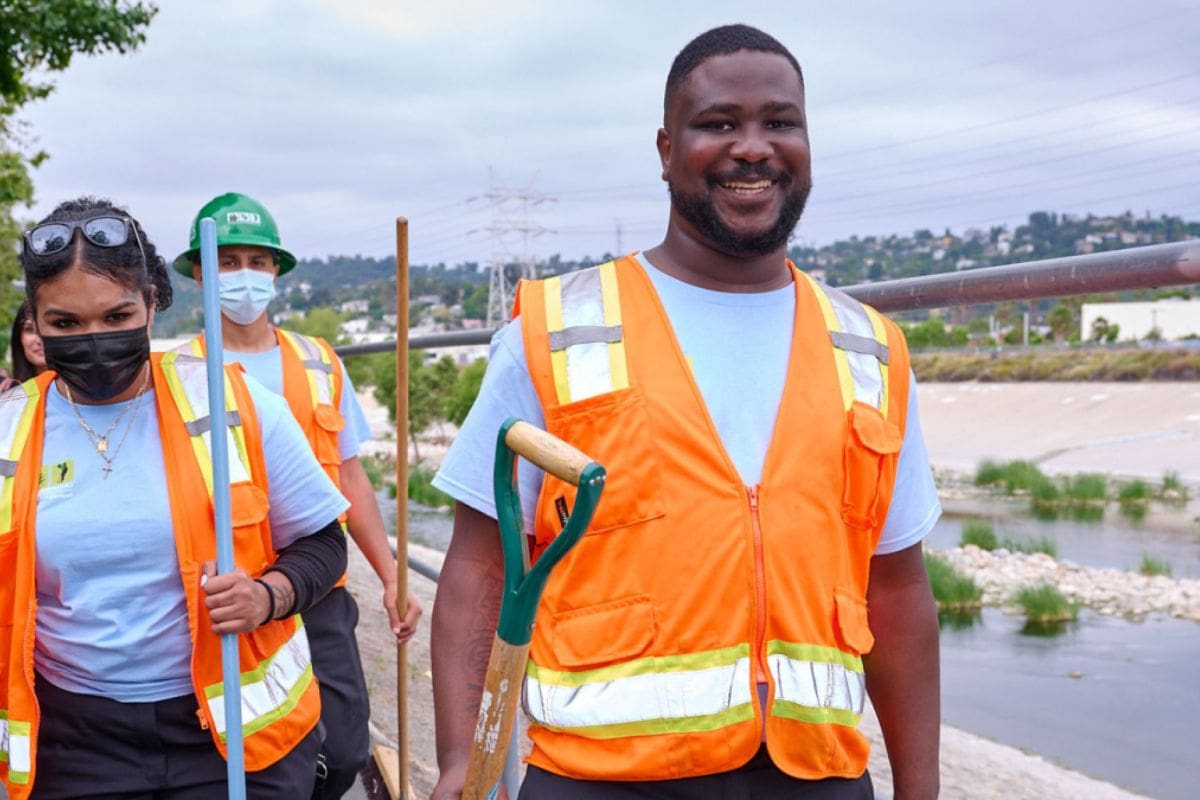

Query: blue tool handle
[{"left": 199, "top": 218, "right": 246, "bottom": 800}]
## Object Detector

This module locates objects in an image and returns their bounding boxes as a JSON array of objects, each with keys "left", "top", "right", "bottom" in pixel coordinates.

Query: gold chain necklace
[{"left": 63, "top": 365, "right": 151, "bottom": 479}]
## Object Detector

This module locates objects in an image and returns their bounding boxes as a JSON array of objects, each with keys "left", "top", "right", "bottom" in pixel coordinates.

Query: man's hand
[
  {"left": 430, "top": 763, "right": 509, "bottom": 800},
  {"left": 201, "top": 561, "right": 271, "bottom": 634}
]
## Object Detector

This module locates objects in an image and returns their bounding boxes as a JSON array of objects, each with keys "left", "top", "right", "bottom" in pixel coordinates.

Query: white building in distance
[{"left": 1080, "top": 298, "right": 1200, "bottom": 341}]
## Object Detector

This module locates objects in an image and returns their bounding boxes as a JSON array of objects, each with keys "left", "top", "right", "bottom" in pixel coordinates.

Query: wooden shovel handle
[
  {"left": 504, "top": 420, "right": 594, "bottom": 486},
  {"left": 462, "top": 635, "right": 530, "bottom": 800}
]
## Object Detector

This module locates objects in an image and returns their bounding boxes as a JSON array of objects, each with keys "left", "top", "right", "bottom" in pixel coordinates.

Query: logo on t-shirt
[{"left": 39, "top": 460, "right": 74, "bottom": 489}]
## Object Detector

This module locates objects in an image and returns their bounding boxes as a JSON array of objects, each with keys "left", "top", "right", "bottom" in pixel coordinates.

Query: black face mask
[{"left": 42, "top": 327, "right": 150, "bottom": 402}]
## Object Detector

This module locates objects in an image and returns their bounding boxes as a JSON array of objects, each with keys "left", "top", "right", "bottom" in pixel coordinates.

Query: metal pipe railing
[
  {"left": 845, "top": 240, "right": 1200, "bottom": 313},
  {"left": 333, "top": 241, "right": 1200, "bottom": 358}
]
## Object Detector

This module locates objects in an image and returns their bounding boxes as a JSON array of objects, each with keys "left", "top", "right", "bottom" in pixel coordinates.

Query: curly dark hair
[
  {"left": 21, "top": 196, "right": 174, "bottom": 313},
  {"left": 664, "top": 24, "right": 804, "bottom": 123}
]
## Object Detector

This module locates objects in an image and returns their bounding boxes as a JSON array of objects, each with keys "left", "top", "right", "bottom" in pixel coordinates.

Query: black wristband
[{"left": 254, "top": 578, "right": 275, "bottom": 626}]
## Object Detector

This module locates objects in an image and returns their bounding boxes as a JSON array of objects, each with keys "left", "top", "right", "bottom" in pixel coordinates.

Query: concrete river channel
[{"left": 407, "top": 498, "right": 1200, "bottom": 799}]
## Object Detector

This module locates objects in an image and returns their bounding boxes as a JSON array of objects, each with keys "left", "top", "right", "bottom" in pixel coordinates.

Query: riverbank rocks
[{"left": 933, "top": 545, "right": 1200, "bottom": 622}]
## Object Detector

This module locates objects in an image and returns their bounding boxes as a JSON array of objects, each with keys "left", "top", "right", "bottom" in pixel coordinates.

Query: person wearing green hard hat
[{"left": 175, "top": 192, "right": 422, "bottom": 800}]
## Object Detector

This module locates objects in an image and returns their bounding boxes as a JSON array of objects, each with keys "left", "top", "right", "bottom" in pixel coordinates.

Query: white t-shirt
[
  {"left": 33, "top": 375, "right": 349, "bottom": 702},
  {"left": 433, "top": 254, "right": 941, "bottom": 554}
]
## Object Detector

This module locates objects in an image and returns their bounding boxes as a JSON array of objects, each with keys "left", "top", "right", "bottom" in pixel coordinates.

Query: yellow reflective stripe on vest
[
  {"left": 0, "top": 712, "right": 32, "bottom": 783},
  {"left": 159, "top": 352, "right": 252, "bottom": 495},
  {"left": 522, "top": 644, "right": 755, "bottom": 739},
  {"left": 203, "top": 620, "right": 314, "bottom": 742},
  {"left": 766, "top": 640, "right": 866, "bottom": 728},
  {"left": 542, "top": 261, "right": 629, "bottom": 405},
  {"left": 800, "top": 272, "right": 890, "bottom": 412},
  {"left": 278, "top": 330, "right": 337, "bottom": 408},
  {"left": 0, "top": 382, "right": 40, "bottom": 531}
]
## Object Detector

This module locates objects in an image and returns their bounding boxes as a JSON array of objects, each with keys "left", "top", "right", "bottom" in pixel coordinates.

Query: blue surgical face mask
[{"left": 217, "top": 268, "right": 276, "bottom": 325}]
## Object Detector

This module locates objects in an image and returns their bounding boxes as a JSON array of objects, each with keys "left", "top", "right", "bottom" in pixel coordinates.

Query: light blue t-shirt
[
  {"left": 220, "top": 346, "right": 372, "bottom": 461},
  {"left": 33, "top": 375, "right": 349, "bottom": 702},
  {"left": 433, "top": 254, "right": 941, "bottom": 555}
]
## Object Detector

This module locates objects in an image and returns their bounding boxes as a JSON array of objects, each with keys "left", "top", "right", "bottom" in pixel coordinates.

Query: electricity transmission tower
[{"left": 469, "top": 169, "right": 555, "bottom": 326}]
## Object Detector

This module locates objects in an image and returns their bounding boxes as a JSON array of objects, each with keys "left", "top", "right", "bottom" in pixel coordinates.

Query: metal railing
[{"left": 334, "top": 241, "right": 1200, "bottom": 358}]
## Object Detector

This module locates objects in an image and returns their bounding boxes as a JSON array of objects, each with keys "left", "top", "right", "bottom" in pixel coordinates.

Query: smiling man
[{"left": 431, "top": 25, "right": 942, "bottom": 800}]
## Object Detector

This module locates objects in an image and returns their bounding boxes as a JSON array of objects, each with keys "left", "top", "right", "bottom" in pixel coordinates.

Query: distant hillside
[{"left": 151, "top": 209, "right": 1199, "bottom": 337}]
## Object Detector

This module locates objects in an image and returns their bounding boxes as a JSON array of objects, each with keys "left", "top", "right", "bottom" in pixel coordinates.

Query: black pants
[
  {"left": 305, "top": 585, "right": 372, "bottom": 799},
  {"left": 519, "top": 748, "right": 873, "bottom": 800},
  {"left": 32, "top": 675, "right": 321, "bottom": 799}
]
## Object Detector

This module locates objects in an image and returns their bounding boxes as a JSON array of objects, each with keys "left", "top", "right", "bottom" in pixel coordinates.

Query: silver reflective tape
[
  {"left": 301, "top": 359, "right": 334, "bottom": 374},
  {"left": 289, "top": 333, "right": 321, "bottom": 360},
  {"left": 0, "top": 459, "right": 16, "bottom": 478},
  {"left": 184, "top": 410, "right": 243, "bottom": 437},
  {"left": 559, "top": 267, "right": 615, "bottom": 402},
  {"left": 829, "top": 331, "right": 889, "bottom": 364},
  {"left": 769, "top": 654, "right": 866, "bottom": 715},
  {"left": 548, "top": 324, "right": 623, "bottom": 352},
  {"left": 523, "top": 657, "right": 753, "bottom": 731},
  {"left": 824, "top": 286, "right": 884, "bottom": 409},
  {"left": 0, "top": 385, "right": 32, "bottom": 461}
]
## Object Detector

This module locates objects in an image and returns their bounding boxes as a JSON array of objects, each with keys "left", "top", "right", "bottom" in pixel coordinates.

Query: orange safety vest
[
  {"left": 0, "top": 353, "right": 320, "bottom": 799},
  {"left": 513, "top": 255, "right": 910, "bottom": 781},
  {"left": 179, "top": 332, "right": 350, "bottom": 591},
  {"left": 178, "top": 330, "right": 347, "bottom": 488}
]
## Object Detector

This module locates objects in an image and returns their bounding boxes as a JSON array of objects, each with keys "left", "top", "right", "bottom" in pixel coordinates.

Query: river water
[{"left": 397, "top": 496, "right": 1200, "bottom": 798}]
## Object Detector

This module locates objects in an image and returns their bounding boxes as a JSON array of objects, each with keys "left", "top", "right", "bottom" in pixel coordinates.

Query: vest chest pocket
[
  {"left": 541, "top": 388, "right": 665, "bottom": 537},
  {"left": 548, "top": 594, "right": 656, "bottom": 669},
  {"left": 312, "top": 404, "right": 345, "bottom": 467},
  {"left": 842, "top": 402, "right": 903, "bottom": 533},
  {"left": 834, "top": 589, "right": 875, "bottom": 655},
  {"left": 231, "top": 482, "right": 271, "bottom": 574}
]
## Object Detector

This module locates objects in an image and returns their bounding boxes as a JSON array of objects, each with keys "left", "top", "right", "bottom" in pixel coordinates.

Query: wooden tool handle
[
  {"left": 505, "top": 420, "right": 594, "bottom": 486},
  {"left": 462, "top": 635, "right": 530, "bottom": 800}
]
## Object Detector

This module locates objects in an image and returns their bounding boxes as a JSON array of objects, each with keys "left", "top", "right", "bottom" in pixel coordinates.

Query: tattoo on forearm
[
  {"left": 464, "top": 568, "right": 504, "bottom": 714},
  {"left": 270, "top": 583, "right": 296, "bottom": 618}
]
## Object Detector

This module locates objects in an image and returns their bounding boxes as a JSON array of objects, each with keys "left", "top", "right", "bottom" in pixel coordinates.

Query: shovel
[{"left": 461, "top": 418, "right": 606, "bottom": 800}]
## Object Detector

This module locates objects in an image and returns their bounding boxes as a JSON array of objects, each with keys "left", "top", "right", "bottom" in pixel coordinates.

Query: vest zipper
[{"left": 748, "top": 485, "right": 768, "bottom": 685}]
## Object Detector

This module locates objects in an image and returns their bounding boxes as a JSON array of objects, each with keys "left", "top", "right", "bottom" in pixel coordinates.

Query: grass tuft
[
  {"left": 1138, "top": 553, "right": 1173, "bottom": 577},
  {"left": 1065, "top": 473, "right": 1107, "bottom": 503},
  {"left": 960, "top": 519, "right": 998, "bottom": 551},
  {"left": 1118, "top": 480, "right": 1151, "bottom": 505},
  {"left": 1000, "top": 536, "right": 1058, "bottom": 558},
  {"left": 923, "top": 552, "right": 983, "bottom": 612},
  {"left": 1013, "top": 582, "right": 1079, "bottom": 623}
]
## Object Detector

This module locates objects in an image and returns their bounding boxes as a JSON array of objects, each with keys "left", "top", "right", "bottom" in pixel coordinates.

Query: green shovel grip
[{"left": 493, "top": 418, "right": 605, "bottom": 645}]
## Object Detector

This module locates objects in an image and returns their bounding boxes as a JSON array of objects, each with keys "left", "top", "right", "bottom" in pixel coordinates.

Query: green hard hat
[{"left": 173, "top": 192, "right": 297, "bottom": 278}]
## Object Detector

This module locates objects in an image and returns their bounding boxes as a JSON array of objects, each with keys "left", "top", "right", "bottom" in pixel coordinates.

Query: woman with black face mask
[{"left": 0, "top": 197, "right": 351, "bottom": 800}]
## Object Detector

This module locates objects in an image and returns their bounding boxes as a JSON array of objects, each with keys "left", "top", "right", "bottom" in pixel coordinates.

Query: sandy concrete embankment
[{"left": 917, "top": 382, "right": 1200, "bottom": 482}]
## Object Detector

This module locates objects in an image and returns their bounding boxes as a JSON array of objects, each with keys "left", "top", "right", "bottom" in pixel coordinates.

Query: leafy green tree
[
  {"left": 445, "top": 358, "right": 486, "bottom": 427},
  {"left": 287, "top": 307, "right": 346, "bottom": 343},
  {"left": 1, "top": 1, "right": 157, "bottom": 330},
  {"left": 371, "top": 352, "right": 459, "bottom": 464},
  {"left": 1046, "top": 302, "right": 1075, "bottom": 342}
]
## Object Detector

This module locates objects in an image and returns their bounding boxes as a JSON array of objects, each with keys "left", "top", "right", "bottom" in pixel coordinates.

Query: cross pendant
[
  {"left": 97, "top": 438, "right": 108, "bottom": 454},
  {"left": 102, "top": 464, "right": 112, "bottom": 479}
]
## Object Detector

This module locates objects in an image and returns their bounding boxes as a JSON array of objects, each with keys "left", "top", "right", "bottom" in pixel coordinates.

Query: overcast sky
[{"left": 21, "top": 0, "right": 1200, "bottom": 268}]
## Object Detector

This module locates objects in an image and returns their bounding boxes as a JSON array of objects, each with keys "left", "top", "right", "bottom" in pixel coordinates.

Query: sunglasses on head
[{"left": 23, "top": 215, "right": 145, "bottom": 257}]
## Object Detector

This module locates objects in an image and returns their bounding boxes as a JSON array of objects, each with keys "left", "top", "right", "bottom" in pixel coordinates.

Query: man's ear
[{"left": 656, "top": 127, "right": 671, "bottom": 182}]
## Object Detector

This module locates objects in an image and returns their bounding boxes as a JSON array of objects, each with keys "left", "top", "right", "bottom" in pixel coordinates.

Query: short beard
[{"left": 669, "top": 177, "right": 811, "bottom": 258}]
